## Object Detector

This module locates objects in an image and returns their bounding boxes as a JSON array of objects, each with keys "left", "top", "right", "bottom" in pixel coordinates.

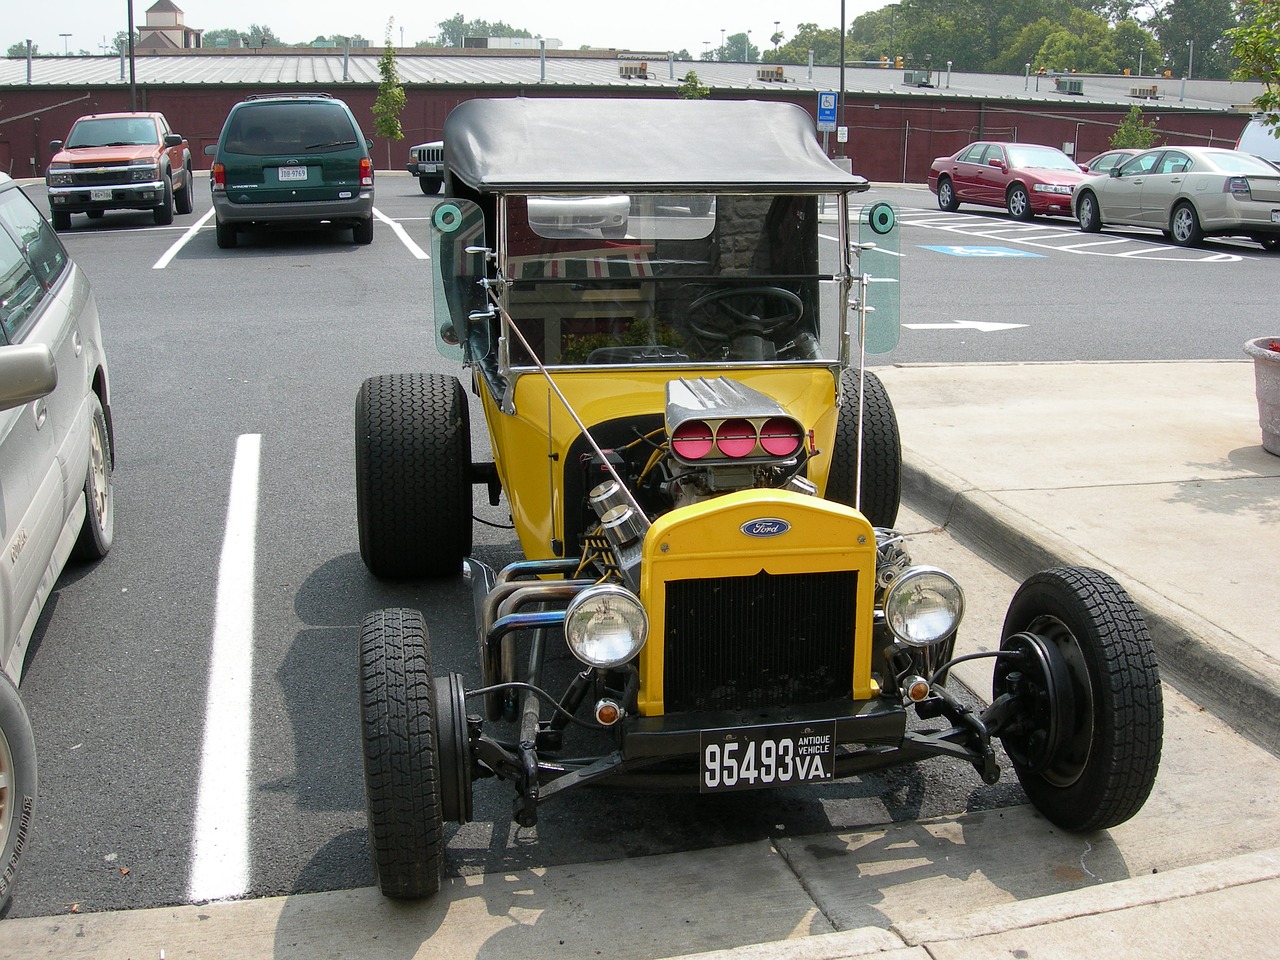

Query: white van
[{"left": 1236, "top": 115, "right": 1280, "bottom": 164}]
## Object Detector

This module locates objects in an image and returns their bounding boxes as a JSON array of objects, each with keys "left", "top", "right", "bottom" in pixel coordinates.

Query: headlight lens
[
  {"left": 130, "top": 162, "right": 160, "bottom": 182},
  {"left": 883, "top": 566, "right": 965, "bottom": 647},
  {"left": 565, "top": 584, "right": 648, "bottom": 668},
  {"left": 1033, "top": 183, "right": 1073, "bottom": 195}
]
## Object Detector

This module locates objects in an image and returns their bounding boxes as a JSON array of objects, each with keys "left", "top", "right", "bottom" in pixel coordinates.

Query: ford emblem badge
[{"left": 740, "top": 518, "right": 790, "bottom": 538}]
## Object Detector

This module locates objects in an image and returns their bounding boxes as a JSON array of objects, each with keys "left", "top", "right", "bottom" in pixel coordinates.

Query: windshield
[
  {"left": 1006, "top": 145, "right": 1079, "bottom": 171},
  {"left": 503, "top": 193, "right": 839, "bottom": 367},
  {"left": 223, "top": 102, "right": 359, "bottom": 155},
  {"left": 1204, "top": 150, "right": 1279, "bottom": 174},
  {"left": 66, "top": 117, "right": 157, "bottom": 148}
]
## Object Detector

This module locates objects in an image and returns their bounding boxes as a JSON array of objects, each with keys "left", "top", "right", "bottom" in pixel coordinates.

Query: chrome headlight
[
  {"left": 130, "top": 161, "right": 160, "bottom": 182},
  {"left": 565, "top": 584, "right": 649, "bottom": 668},
  {"left": 883, "top": 566, "right": 965, "bottom": 647},
  {"left": 47, "top": 162, "right": 73, "bottom": 187}
]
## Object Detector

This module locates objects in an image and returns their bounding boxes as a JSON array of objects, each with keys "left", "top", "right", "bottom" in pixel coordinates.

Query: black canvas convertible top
[{"left": 442, "top": 97, "right": 870, "bottom": 194}]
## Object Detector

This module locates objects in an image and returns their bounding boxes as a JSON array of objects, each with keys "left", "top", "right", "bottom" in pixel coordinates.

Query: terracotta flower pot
[{"left": 1244, "top": 337, "right": 1280, "bottom": 456}]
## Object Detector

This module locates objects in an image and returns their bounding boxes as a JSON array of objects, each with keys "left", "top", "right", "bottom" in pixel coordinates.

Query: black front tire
[
  {"left": 1007, "top": 184, "right": 1033, "bottom": 221},
  {"left": 356, "top": 374, "right": 472, "bottom": 579},
  {"left": 359, "top": 608, "right": 445, "bottom": 899},
  {"left": 419, "top": 176, "right": 442, "bottom": 195},
  {"left": 1076, "top": 191, "right": 1102, "bottom": 232},
  {"left": 936, "top": 176, "right": 960, "bottom": 212},
  {"left": 0, "top": 672, "right": 37, "bottom": 912},
  {"left": 51, "top": 210, "right": 71, "bottom": 231},
  {"left": 154, "top": 175, "right": 175, "bottom": 226},
  {"left": 826, "top": 368, "right": 902, "bottom": 528},
  {"left": 996, "top": 567, "right": 1163, "bottom": 832},
  {"left": 72, "top": 393, "right": 114, "bottom": 561}
]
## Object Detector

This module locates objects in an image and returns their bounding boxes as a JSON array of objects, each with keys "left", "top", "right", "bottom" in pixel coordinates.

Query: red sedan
[{"left": 928, "top": 141, "right": 1090, "bottom": 220}]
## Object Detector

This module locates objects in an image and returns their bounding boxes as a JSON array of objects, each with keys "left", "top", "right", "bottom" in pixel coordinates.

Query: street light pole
[
  {"left": 1187, "top": 39, "right": 1194, "bottom": 80},
  {"left": 720, "top": 28, "right": 725, "bottom": 60},
  {"left": 126, "top": 0, "right": 137, "bottom": 110},
  {"left": 745, "top": 31, "right": 751, "bottom": 61},
  {"left": 60, "top": 33, "right": 71, "bottom": 55},
  {"left": 839, "top": 0, "right": 846, "bottom": 156}
]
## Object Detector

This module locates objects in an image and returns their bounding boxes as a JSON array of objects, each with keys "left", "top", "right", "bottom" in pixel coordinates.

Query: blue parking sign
[{"left": 817, "top": 92, "right": 837, "bottom": 132}]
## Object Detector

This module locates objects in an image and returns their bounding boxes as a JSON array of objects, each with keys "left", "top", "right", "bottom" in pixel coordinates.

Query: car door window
[
  {"left": 982, "top": 145, "right": 1006, "bottom": 166},
  {"left": 1119, "top": 153, "right": 1161, "bottom": 177},
  {"left": 0, "top": 189, "right": 68, "bottom": 293},
  {"left": 1157, "top": 151, "right": 1191, "bottom": 174},
  {"left": 958, "top": 144, "right": 986, "bottom": 164},
  {"left": 0, "top": 227, "right": 43, "bottom": 343}
]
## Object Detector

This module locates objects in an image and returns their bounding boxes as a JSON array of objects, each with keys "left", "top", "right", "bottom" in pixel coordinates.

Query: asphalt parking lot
[{"left": 4, "top": 171, "right": 1272, "bottom": 920}]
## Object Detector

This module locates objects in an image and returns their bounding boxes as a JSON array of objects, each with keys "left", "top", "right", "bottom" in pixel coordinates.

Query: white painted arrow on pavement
[{"left": 904, "top": 320, "right": 1027, "bottom": 332}]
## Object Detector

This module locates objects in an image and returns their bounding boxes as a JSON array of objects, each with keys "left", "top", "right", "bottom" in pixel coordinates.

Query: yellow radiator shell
[{"left": 636, "top": 488, "right": 878, "bottom": 715}]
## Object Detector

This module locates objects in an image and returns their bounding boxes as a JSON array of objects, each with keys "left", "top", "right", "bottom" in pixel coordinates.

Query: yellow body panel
[
  {"left": 477, "top": 366, "right": 842, "bottom": 561},
  {"left": 636, "top": 488, "right": 878, "bottom": 715}
]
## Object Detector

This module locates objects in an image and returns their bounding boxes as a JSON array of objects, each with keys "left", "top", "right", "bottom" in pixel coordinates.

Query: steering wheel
[{"left": 686, "top": 286, "right": 803, "bottom": 343}]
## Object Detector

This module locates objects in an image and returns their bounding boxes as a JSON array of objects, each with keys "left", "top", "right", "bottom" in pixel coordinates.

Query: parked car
[
  {"left": 928, "top": 141, "right": 1090, "bottom": 219},
  {"left": 44, "top": 111, "right": 193, "bottom": 230},
  {"left": 1073, "top": 145, "right": 1280, "bottom": 250},
  {"left": 0, "top": 172, "right": 115, "bottom": 908},
  {"left": 406, "top": 140, "right": 444, "bottom": 195},
  {"left": 1080, "top": 148, "right": 1142, "bottom": 175},
  {"left": 352, "top": 98, "right": 1164, "bottom": 900},
  {"left": 1235, "top": 115, "right": 1280, "bottom": 165},
  {"left": 204, "top": 93, "right": 375, "bottom": 248},
  {"left": 527, "top": 195, "right": 631, "bottom": 238}
]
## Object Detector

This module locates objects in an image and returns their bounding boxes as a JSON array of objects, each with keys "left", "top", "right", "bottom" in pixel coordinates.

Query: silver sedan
[{"left": 1072, "top": 146, "right": 1280, "bottom": 250}]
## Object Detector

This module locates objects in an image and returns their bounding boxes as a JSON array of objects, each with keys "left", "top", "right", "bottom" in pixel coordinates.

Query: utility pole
[{"left": 126, "top": 0, "right": 137, "bottom": 110}]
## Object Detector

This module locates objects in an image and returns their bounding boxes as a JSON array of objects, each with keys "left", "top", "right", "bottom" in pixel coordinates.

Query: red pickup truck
[{"left": 45, "top": 112, "right": 193, "bottom": 230}]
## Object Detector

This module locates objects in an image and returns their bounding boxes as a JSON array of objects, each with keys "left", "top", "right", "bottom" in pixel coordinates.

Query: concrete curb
[{"left": 899, "top": 449, "right": 1280, "bottom": 756}]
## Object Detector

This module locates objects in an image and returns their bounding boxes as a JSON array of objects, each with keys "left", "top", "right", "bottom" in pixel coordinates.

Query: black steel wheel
[
  {"left": 995, "top": 567, "right": 1163, "bottom": 832},
  {"left": 72, "top": 393, "right": 114, "bottom": 560},
  {"left": 1006, "top": 184, "right": 1033, "bottom": 220},
  {"left": 1076, "top": 191, "right": 1102, "bottom": 232},
  {"left": 433, "top": 673, "right": 474, "bottom": 825},
  {"left": 826, "top": 368, "right": 902, "bottom": 528},
  {"left": 359, "top": 607, "right": 446, "bottom": 899},
  {"left": 936, "top": 176, "right": 960, "bottom": 212},
  {"left": 355, "top": 374, "right": 472, "bottom": 579},
  {"left": 153, "top": 174, "right": 175, "bottom": 226},
  {"left": 0, "top": 672, "right": 37, "bottom": 912}
]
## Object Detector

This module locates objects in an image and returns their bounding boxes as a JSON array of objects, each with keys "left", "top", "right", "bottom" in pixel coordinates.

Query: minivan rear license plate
[
  {"left": 700, "top": 721, "right": 836, "bottom": 793},
  {"left": 278, "top": 166, "right": 308, "bottom": 182}
]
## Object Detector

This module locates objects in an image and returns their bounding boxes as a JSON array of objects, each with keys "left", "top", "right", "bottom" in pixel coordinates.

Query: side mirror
[
  {"left": 1110, "top": 166, "right": 1123, "bottom": 178},
  {"left": 365, "top": 138, "right": 374, "bottom": 150},
  {"left": 987, "top": 158, "right": 1006, "bottom": 171},
  {"left": 203, "top": 144, "right": 217, "bottom": 156},
  {"left": 163, "top": 133, "right": 184, "bottom": 147},
  {"left": 0, "top": 344, "right": 57, "bottom": 412},
  {"left": 49, "top": 140, "right": 64, "bottom": 152}
]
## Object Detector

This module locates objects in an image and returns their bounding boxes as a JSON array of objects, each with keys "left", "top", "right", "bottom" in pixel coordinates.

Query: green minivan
[{"left": 204, "top": 93, "right": 375, "bottom": 248}]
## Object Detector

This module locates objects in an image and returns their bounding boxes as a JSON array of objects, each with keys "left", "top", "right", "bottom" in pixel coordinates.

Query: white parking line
[
  {"left": 153, "top": 208, "right": 215, "bottom": 269},
  {"left": 188, "top": 433, "right": 260, "bottom": 903},
  {"left": 374, "top": 206, "right": 429, "bottom": 259}
]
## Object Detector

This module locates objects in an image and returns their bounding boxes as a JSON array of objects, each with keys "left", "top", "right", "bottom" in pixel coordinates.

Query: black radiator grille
[
  {"left": 663, "top": 570, "right": 857, "bottom": 713},
  {"left": 69, "top": 167, "right": 135, "bottom": 186}
]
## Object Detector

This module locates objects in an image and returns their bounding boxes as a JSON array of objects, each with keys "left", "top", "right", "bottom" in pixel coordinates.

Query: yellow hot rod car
[{"left": 353, "top": 98, "right": 1163, "bottom": 899}]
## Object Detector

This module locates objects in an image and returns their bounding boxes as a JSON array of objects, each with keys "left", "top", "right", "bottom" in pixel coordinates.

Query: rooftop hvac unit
[
  {"left": 1129, "top": 85, "right": 1159, "bottom": 99},
  {"left": 1058, "top": 77, "right": 1085, "bottom": 95},
  {"left": 619, "top": 63, "right": 649, "bottom": 78},
  {"left": 756, "top": 66, "right": 785, "bottom": 82},
  {"left": 902, "top": 69, "right": 933, "bottom": 87}
]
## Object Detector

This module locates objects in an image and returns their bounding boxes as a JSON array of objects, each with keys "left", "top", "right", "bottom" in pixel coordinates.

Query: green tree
[
  {"left": 1036, "top": 9, "right": 1124, "bottom": 72},
  {"left": 372, "top": 20, "right": 407, "bottom": 153},
  {"left": 725, "top": 31, "right": 758, "bottom": 62},
  {"left": 6, "top": 41, "right": 38, "bottom": 56},
  {"left": 430, "top": 15, "right": 533, "bottom": 47},
  {"left": 1152, "top": 0, "right": 1238, "bottom": 78},
  {"left": 245, "top": 23, "right": 281, "bottom": 47},
  {"left": 765, "top": 22, "right": 843, "bottom": 65},
  {"left": 1111, "top": 103, "right": 1161, "bottom": 145},
  {"left": 1228, "top": 0, "right": 1280, "bottom": 122},
  {"left": 677, "top": 70, "right": 711, "bottom": 98}
]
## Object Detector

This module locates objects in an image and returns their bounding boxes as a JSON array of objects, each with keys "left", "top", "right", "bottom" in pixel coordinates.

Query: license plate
[
  {"left": 91, "top": 189, "right": 112, "bottom": 201},
  {"left": 700, "top": 721, "right": 836, "bottom": 793},
  {"left": 278, "top": 166, "right": 308, "bottom": 182}
]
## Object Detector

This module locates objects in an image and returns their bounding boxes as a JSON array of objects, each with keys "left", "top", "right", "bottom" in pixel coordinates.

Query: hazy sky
[{"left": 7, "top": 0, "right": 883, "bottom": 58}]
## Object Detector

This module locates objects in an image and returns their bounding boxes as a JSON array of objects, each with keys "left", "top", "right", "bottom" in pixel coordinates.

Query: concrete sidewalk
[{"left": 2, "top": 359, "right": 1276, "bottom": 959}]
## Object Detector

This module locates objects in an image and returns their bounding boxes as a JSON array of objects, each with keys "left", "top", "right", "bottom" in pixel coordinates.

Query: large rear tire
[
  {"left": 0, "top": 672, "right": 37, "bottom": 912},
  {"left": 995, "top": 567, "right": 1163, "bottom": 832},
  {"left": 359, "top": 608, "right": 445, "bottom": 899},
  {"left": 826, "top": 368, "right": 902, "bottom": 528},
  {"left": 356, "top": 374, "right": 472, "bottom": 579},
  {"left": 215, "top": 217, "right": 237, "bottom": 249}
]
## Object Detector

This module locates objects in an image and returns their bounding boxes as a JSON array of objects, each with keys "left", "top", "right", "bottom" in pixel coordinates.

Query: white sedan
[
  {"left": 0, "top": 171, "right": 115, "bottom": 908},
  {"left": 1072, "top": 146, "right": 1280, "bottom": 250}
]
